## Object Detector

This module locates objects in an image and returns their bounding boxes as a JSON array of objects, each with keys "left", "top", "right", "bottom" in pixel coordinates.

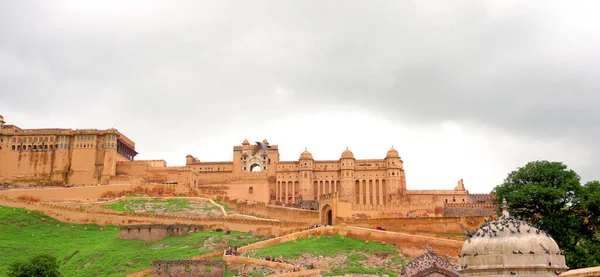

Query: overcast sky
[{"left": 1, "top": 1, "right": 599, "bottom": 193}]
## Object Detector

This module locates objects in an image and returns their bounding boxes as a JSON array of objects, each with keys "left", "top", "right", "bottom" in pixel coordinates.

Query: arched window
[{"left": 248, "top": 187, "right": 254, "bottom": 194}]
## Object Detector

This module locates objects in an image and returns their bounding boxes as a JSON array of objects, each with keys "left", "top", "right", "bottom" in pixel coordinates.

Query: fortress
[{"left": 0, "top": 115, "right": 492, "bottom": 218}]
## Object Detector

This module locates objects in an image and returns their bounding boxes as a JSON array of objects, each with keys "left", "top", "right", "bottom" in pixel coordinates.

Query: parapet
[
  {"left": 120, "top": 224, "right": 203, "bottom": 242},
  {"left": 152, "top": 260, "right": 225, "bottom": 277}
]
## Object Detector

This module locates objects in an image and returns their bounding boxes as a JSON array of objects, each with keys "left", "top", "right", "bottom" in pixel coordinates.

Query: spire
[{"left": 501, "top": 198, "right": 510, "bottom": 217}]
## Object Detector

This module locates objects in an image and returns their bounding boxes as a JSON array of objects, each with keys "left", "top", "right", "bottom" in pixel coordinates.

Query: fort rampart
[
  {"left": 338, "top": 216, "right": 489, "bottom": 235},
  {"left": 0, "top": 184, "right": 134, "bottom": 201},
  {"left": 217, "top": 196, "right": 319, "bottom": 223},
  {"left": 152, "top": 260, "right": 225, "bottom": 277},
  {"left": 443, "top": 203, "right": 496, "bottom": 217},
  {"left": 0, "top": 197, "right": 307, "bottom": 236},
  {"left": 120, "top": 224, "right": 203, "bottom": 241},
  {"left": 236, "top": 225, "right": 464, "bottom": 258}
]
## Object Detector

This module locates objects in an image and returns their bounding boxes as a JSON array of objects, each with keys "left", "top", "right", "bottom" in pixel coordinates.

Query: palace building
[
  {"left": 0, "top": 114, "right": 137, "bottom": 185},
  {"left": 0, "top": 115, "right": 491, "bottom": 216}
]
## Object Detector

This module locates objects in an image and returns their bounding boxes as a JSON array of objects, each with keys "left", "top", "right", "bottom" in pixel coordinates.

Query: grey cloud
[{"left": 1, "top": 0, "right": 599, "bottom": 181}]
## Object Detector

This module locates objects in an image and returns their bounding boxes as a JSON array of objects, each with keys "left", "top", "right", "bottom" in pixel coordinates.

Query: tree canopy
[
  {"left": 8, "top": 253, "right": 61, "bottom": 277},
  {"left": 492, "top": 160, "right": 600, "bottom": 269}
]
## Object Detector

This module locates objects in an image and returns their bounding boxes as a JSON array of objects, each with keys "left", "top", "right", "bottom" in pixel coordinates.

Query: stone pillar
[
  {"left": 358, "top": 181, "right": 363, "bottom": 205},
  {"left": 366, "top": 181, "right": 371, "bottom": 206},
  {"left": 285, "top": 183, "right": 289, "bottom": 204},
  {"left": 379, "top": 181, "right": 384, "bottom": 206},
  {"left": 292, "top": 182, "right": 296, "bottom": 204}
]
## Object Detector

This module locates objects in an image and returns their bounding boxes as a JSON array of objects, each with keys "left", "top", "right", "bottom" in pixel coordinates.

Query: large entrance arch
[
  {"left": 250, "top": 163, "right": 261, "bottom": 172},
  {"left": 321, "top": 204, "right": 332, "bottom": 225}
]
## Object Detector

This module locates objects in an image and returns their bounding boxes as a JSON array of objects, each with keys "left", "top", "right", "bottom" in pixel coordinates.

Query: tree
[
  {"left": 8, "top": 253, "right": 61, "bottom": 277},
  {"left": 492, "top": 160, "right": 600, "bottom": 269}
]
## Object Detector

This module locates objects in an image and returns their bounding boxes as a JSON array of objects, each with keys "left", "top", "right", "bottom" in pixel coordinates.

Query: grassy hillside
[
  {"left": 247, "top": 234, "right": 410, "bottom": 276},
  {"left": 102, "top": 199, "right": 219, "bottom": 213},
  {"left": 0, "top": 206, "right": 261, "bottom": 277}
]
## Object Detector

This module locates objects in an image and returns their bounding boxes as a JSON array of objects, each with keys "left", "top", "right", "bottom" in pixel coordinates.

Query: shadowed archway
[{"left": 321, "top": 204, "right": 332, "bottom": 225}]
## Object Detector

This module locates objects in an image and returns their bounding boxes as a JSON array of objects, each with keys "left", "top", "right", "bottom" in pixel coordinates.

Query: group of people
[
  {"left": 307, "top": 223, "right": 329, "bottom": 230},
  {"left": 225, "top": 246, "right": 239, "bottom": 256}
]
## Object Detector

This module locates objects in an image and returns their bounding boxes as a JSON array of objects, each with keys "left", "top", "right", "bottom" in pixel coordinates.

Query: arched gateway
[{"left": 321, "top": 204, "right": 332, "bottom": 225}]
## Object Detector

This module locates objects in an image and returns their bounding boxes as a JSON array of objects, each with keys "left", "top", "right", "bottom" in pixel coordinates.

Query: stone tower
[
  {"left": 298, "top": 148, "right": 315, "bottom": 201},
  {"left": 339, "top": 147, "right": 356, "bottom": 203},
  {"left": 385, "top": 147, "right": 404, "bottom": 203}
]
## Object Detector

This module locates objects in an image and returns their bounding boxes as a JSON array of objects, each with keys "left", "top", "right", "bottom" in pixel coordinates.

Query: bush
[
  {"left": 16, "top": 196, "right": 41, "bottom": 202},
  {"left": 8, "top": 253, "right": 61, "bottom": 277}
]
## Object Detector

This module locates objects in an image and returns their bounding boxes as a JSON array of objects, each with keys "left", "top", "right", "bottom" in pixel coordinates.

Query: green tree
[
  {"left": 492, "top": 161, "right": 600, "bottom": 268},
  {"left": 8, "top": 253, "right": 61, "bottom": 277}
]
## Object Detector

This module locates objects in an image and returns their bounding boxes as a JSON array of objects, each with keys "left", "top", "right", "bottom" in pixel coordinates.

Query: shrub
[
  {"left": 8, "top": 253, "right": 61, "bottom": 277},
  {"left": 16, "top": 196, "right": 41, "bottom": 202}
]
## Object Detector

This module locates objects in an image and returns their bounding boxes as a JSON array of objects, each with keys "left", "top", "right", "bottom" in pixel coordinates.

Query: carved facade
[{"left": 0, "top": 115, "right": 137, "bottom": 185}]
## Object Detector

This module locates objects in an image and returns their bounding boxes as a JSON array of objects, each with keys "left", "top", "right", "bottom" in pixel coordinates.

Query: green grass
[
  {"left": 213, "top": 200, "right": 233, "bottom": 211},
  {"left": 249, "top": 235, "right": 408, "bottom": 276},
  {"left": 102, "top": 199, "right": 219, "bottom": 213},
  {"left": 442, "top": 233, "right": 466, "bottom": 237},
  {"left": 0, "top": 206, "right": 260, "bottom": 277}
]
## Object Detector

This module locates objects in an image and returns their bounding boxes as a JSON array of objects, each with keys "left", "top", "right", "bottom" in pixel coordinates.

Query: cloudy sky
[{"left": 1, "top": 1, "right": 599, "bottom": 193}]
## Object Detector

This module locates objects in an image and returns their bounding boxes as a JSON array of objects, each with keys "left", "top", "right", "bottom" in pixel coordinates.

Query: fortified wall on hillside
[
  {"left": 120, "top": 224, "right": 203, "bottom": 241},
  {"left": 0, "top": 114, "right": 492, "bottom": 218}
]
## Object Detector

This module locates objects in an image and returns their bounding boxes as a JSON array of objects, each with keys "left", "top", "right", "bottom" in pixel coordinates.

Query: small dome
[
  {"left": 262, "top": 138, "right": 269, "bottom": 145},
  {"left": 459, "top": 199, "right": 567, "bottom": 275},
  {"left": 300, "top": 148, "right": 313, "bottom": 160},
  {"left": 341, "top": 147, "right": 354, "bottom": 159},
  {"left": 242, "top": 139, "right": 250, "bottom": 145},
  {"left": 0, "top": 114, "right": 4, "bottom": 122},
  {"left": 386, "top": 147, "right": 400, "bottom": 158}
]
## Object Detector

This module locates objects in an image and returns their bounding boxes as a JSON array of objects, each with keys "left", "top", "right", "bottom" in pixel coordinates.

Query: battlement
[
  {"left": 319, "top": 192, "right": 338, "bottom": 201},
  {"left": 444, "top": 203, "right": 495, "bottom": 208},
  {"left": 407, "top": 189, "right": 468, "bottom": 195},
  {"left": 120, "top": 224, "right": 203, "bottom": 241}
]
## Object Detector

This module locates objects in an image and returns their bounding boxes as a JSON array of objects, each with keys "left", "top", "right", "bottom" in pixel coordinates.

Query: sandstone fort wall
[
  {"left": 120, "top": 224, "right": 203, "bottom": 242},
  {"left": 152, "top": 260, "right": 225, "bottom": 277},
  {"left": 443, "top": 203, "right": 495, "bottom": 217},
  {"left": 236, "top": 225, "right": 463, "bottom": 259},
  {"left": 338, "top": 216, "right": 488, "bottom": 235},
  {"left": 0, "top": 198, "right": 307, "bottom": 236},
  {"left": 218, "top": 196, "right": 320, "bottom": 223},
  {"left": 0, "top": 184, "right": 134, "bottom": 201}
]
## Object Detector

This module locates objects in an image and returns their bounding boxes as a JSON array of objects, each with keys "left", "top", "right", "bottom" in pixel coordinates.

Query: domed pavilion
[{"left": 458, "top": 199, "right": 568, "bottom": 276}]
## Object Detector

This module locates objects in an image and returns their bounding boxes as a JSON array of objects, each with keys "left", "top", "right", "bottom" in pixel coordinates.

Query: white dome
[{"left": 459, "top": 199, "right": 568, "bottom": 276}]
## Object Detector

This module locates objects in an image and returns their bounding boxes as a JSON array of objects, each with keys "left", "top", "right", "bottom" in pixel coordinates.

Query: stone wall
[
  {"left": 152, "top": 260, "right": 225, "bottom": 277},
  {"left": 338, "top": 216, "right": 489, "bottom": 235},
  {"left": 217, "top": 196, "right": 320, "bottom": 224},
  {"left": 443, "top": 203, "right": 495, "bottom": 217},
  {"left": 120, "top": 224, "right": 203, "bottom": 242},
  {"left": 0, "top": 184, "right": 134, "bottom": 202},
  {"left": 0, "top": 198, "right": 308, "bottom": 236},
  {"left": 235, "top": 225, "right": 464, "bottom": 259}
]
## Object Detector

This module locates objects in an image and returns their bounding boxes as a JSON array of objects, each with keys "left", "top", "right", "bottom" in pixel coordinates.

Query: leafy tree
[
  {"left": 492, "top": 161, "right": 600, "bottom": 269},
  {"left": 8, "top": 253, "right": 61, "bottom": 277}
]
